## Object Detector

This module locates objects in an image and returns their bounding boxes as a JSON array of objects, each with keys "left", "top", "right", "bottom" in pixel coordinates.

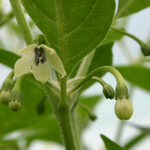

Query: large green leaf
[
  {"left": 102, "top": 29, "right": 125, "bottom": 45},
  {"left": 117, "top": 65, "right": 150, "bottom": 92},
  {"left": 22, "top": 0, "right": 116, "bottom": 74},
  {"left": 0, "top": 49, "right": 20, "bottom": 68},
  {"left": 79, "top": 42, "right": 113, "bottom": 91},
  {"left": 101, "top": 134, "right": 126, "bottom": 150},
  {"left": 117, "top": 0, "right": 150, "bottom": 18},
  {"left": 70, "top": 42, "right": 113, "bottom": 78},
  {"left": 88, "top": 43, "right": 113, "bottom": 73},
  {"left": 0, "top": 77, "right": 61, "bottom": 143}
]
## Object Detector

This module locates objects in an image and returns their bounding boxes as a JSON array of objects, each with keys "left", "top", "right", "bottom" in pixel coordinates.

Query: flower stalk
[
  {"left": 111, "top": 27, "right": 150, "bottom": 56},
  {"left": 68, "top": 66, "right": 127, "bottom": 95},
  {"left": 92, "top": 76, "right": 115, "bottom": 99}
]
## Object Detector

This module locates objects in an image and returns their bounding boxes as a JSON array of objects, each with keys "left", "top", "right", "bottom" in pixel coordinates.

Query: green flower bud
[
  {"left": 103, "top": 85, "right": 115, "bottom": 99},
  {"left": 9, "top": 87, "right": 22, "bottom": 112},
  {"left": 140, "top": 42, "right": 150, "bottom": 56},
  {"left": 115, "top": 98, "right": 133, "bottom": 120},
  {"left": 0, "top": 90, "right": 10, "bottom": 104},
  {"left": 0, "top": 71, "right": 14, "bottom": 105},
  {"left": 9, "top": 99, "right": 21, "bottom": 112},
  {"left": 89, "top": 113, "right": 97, "bottom": 121}
]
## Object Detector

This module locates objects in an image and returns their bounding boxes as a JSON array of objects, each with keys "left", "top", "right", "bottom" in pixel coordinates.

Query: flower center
[{"left": 34, "top": 47, "right": 46, "bottom": 65}]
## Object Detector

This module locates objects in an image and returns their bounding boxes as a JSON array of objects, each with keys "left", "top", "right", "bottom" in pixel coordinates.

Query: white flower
[{"left": 14, "top": 44, "right": 66, "bottom": 83}]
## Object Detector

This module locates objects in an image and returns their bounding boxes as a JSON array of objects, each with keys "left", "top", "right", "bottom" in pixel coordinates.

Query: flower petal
[
  {"left": 32, "top": 62, "right": 51, "bottom": 83},
  {"left": 14, "top": 55, "right": 34, "bottom": 78},
  {"left": 41, "top": 45, "right": 66, "bottom": 77},
  {"left": 17, "top": 44, "right": 36, "bottom": 55}
]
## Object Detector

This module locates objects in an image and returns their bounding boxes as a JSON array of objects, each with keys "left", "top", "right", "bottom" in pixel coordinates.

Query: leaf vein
[{"left": 65, "top": 0, "right": 99, "bottom": 37}]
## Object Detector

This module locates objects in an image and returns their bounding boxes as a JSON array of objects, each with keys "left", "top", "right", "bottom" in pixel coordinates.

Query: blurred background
[{"left": 0, "top": 0, "right": 150, "bottom": 150}]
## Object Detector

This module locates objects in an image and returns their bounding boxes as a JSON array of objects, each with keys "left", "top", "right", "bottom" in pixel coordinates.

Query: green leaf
[
  {"left": 22, "top": 0, "right": 116, "bottom": 74},
  {"left": 101, "top": 134, "right": 127, "bottom": 150},
  {"left": 88, "top": 43, "right": 113, "bottom": 73},
  {"left": 116, "top": 65, "right": 150, "bottom": 92},
  {"left": 102, "top": 29, "right": 125, "bottom": 45},
  {"left": 0, "top": 49, "right": 20, "bottom": 68},
  {"left": 117, "top": 0, "right": 150, "bottom": 18},
  {"left": 0, "top": 140, "right": 20, "bottom": 150},
  {"left": 79, "top": 42, "right": 113, "bottom": 91},
  {"left": 70, "top": 42, "right": 113, "bottom": 78},
  {"left": 0, "top": 77, "right": 61, "bottom": 143},
  {"left": 24, "top": 116, "right": 62, "bottom": 146},
  {"left": 75, "top": 95, "right": 101, "bottom": 131},
  {"left": 124, "top": 132, "right": 147, "bottom": 149}
]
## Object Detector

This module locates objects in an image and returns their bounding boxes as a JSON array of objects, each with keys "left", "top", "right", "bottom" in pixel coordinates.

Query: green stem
[
  {"left": 111, "top": 27, "right": 143, "bottom": 45},
  {"left": 56, "top": 104, "right": 77, "bottom": 150},
  {"left": 5, "top": 70, "right": 14, "bottom": 81},
  {"left": 0, "top": 11, "right": 14, "bottom": 27},
  {"left": 92, "top": 76, "right": 108, "bottom": 87},
  {"left": 14, "top": 76, "right": 23, "bottom": 91},
  {"left": 68, "top": 66, "right": 126, "bottom": 95},
  {"left": 76, "top": 50, "right": 95, "bottom": 77},
  {"left": 79, "top": 104, "right": 97, "bottom": 121},
  {"left": 44, "top": 82, "right": 60, "bottom": 111},
  {"left": 9, "top": 0, "right": 32, "bottom": 45},
  {"left": 72, "top": 112, "right": 82, "bottom": 150},
  {"left": 60, "top": 76, "right": 67, "bottom": 105}
]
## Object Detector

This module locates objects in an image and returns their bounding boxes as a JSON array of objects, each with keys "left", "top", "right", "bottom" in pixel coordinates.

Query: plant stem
[
  {"left": 76, "top": 50, "right": 95, "bottom": 77},
  {"left": 111, "top": 27, "right": 143, "bottom": 45},
  {"left": 69, "top": 66, "right": 126, "bottom": 94},
  {"left": 72, "top": 113, "right": 82, "bottom": 150},
  {"left": 60, "top": 76, "right": 67, "bottom": 105},
  {"left": 9, "top": 0, "right": 32, "bottom": 45},
  {"left": 56, "top": 104, "right": 77, "bottom": 150},
  {"left": 92, "top": 76, "right": 108, "bottom": 87}
]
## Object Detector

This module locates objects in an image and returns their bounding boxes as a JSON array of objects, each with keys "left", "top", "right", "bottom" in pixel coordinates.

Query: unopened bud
[
  {"left": 115, "top": 98, "right": 133, "bottom": 120},
  {"left": 0, "top": 90, "right": 10, "bottom": 104},
  {"left": 9, "top": 88, "right": 22, "bottom": 112},
  {"left": 89, "top": 113, "right": 97, "bottom": 121},
  {"left": 103, "top": 85, "right": 115, "bottom": 99},
  {"left": 9, "top": 99, "right": 21, "bottom": 111},
  {"left": 140, "top": 43, "right": 150, "bottom": 56}
]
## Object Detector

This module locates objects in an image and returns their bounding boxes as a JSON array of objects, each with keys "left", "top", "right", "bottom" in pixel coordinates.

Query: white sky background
[{"left": 0, "top": 1, "right": 150, "bottom": 150}]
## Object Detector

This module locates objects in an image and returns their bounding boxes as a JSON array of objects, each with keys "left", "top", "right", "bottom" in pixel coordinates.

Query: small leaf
[
  {"left": 117, "top": 0, "right": 150, "bottom": 18},
  {"left": 101, "top": 134, "right": 127, "bottom": 150}
]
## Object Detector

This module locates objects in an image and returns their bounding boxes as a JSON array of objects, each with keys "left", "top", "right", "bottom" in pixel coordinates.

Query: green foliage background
[{"left": 0, "top": 0, "right": 150, "bottom": 149}]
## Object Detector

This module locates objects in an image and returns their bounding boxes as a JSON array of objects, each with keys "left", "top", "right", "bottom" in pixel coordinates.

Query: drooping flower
[
  {"left": 115, "top": 98, "right": 133, "bottom": 120},
  {"left": 14, "top": 44, "right": 66, "bottom": 83}
]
